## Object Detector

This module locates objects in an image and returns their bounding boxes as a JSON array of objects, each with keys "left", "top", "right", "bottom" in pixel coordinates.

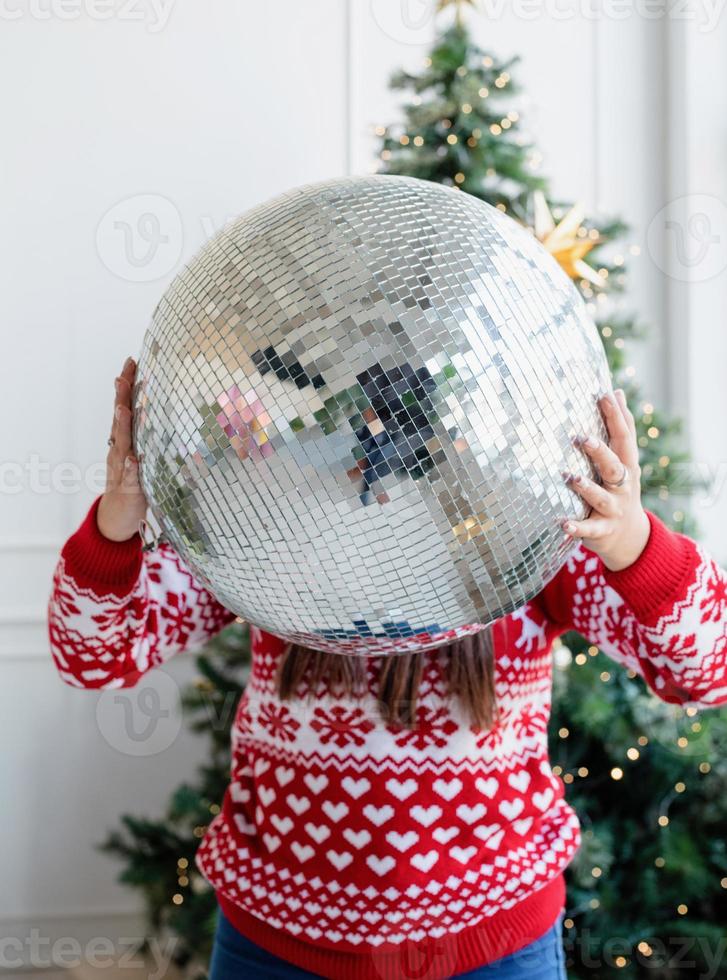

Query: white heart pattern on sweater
[
  {"left": 304, "top": 774, "right": 329, "bottom": 795},
  {"left": 385, "top": 778, "right": 418, "bottom": 801},
  {"left": 367, "top": 854, "right": 396, "bottom": 876},
  {"left": 275, "top": 766, "right": 295, "bottom": 787},
  {"left": 499, "top": 798, "right": 525, "bottom": 820},
  {"left": 342, "top": 777, "right": 370, "bottom": 799},
  {"left": 363, "top": 804, "right": 394, "bottom": 826},
  {"left": 322, "top": 801, "right": 348, "bottom": 823},
  {"left": 291, "top": 841, "right": 315, "bottom": 863},
  {"left": 326, "top": 850, "right": 353, "bottom": 871},
  {"left": 432, "top": 826, "right": 459, "bottom": 844},
  {"left": 386, "top": 830, "right": 419, "bottom": 852},
  {"left": 304, "top": 822, "right": 330, "bottom": 844},
  {"left": 410, "top": 804, "right": 443, "bottom": 827},
  {"left": 410, "top": 850, "right": 439, "bottom": 872},
  {"left": 433, "top": 778, "right": 463, "bottom": 801},
  {"left": 286, "top": 794, "right": 310, "bottom": 815},
  {"left": 343, "top": 828, "right": 371, "bottom": 849},
  {"left": 508, "top": 771, "right": 531, "bottom": 793}
]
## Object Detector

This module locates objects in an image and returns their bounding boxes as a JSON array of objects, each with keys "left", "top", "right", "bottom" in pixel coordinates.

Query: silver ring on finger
[{"left": 602, "top": 463, "right": 628, "bottom": 489}]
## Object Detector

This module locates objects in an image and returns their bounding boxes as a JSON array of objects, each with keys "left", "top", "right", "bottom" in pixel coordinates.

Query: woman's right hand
[{"left": 96, "top": 356, "right": 149, "bottom": 542}]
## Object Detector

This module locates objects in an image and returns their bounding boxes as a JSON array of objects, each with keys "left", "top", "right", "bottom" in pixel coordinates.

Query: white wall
[{"left": 1, "top": 0, "right": 725, "bottom": 964}]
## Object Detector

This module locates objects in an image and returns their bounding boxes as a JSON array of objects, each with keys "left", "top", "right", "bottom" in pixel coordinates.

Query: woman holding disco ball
[
  {"left": 48, "top": 177, "right": 727, "bottom": 980},
  {"left": 48, "top": 354, "right": 727, "bottom": 980}
]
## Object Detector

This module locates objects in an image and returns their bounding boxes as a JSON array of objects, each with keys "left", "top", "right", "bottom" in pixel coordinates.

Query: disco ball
[{"left": 132, "top": 175, "right": 611, "bottom": 655}]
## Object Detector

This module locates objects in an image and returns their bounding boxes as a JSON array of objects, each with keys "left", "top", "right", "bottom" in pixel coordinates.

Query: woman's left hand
[{"left": 561, "top": 388, "right": 651, "bottom": 572}]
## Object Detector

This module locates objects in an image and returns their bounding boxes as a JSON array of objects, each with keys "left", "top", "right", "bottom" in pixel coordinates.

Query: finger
[
  {"left": 106, "top": 438, "right": 124, "bottom": 488},
  {"left": 109, "top": 358, "right": 136, "bottom": 451},
  {"left": 598, "top": 390, "right": 629, "bottom": 443},
  {"left": 562, "top": 515, "right": 612, "bottom": 540},
  {"left": 563, "top": 471, "right": 619, "bottom": 517},
  {"left": 614, "top": 388, "right": 637, "bottom": 437},
  {"left": 109, "top": 381, "right": 123, "bottom": 447},
  {"left": 120, "top": 454, "right": 141, "bottom": 492},
  {"left": 576, "top": 433, "right": 630, "bottom": 488},
  {"left": 598, "top": 391, "right": 639, "bottom": 467},
  {"left": 113, "top": 402, "right": 133, "bottom": 458},
  {"left": 120, "top": 355, "right": 136, "bottom": 383},
  {"left": 112, "top": 356, "right": 136, "bottom": 414},
  {"left": 107, "top": 398, "right": 124, "bottom": 463}
]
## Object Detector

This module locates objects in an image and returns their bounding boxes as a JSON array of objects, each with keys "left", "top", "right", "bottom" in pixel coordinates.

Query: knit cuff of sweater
[
  {"left": 61, "top": 494, "right": 143, "bottom": 597},
  {"left": 601, "top": 509, "right": 697, "bottom": 624}
]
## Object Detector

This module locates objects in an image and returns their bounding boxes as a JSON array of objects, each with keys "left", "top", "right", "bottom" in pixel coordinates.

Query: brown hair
[{"left": 275, "top": 626, "right": 499, "bottom": 731}]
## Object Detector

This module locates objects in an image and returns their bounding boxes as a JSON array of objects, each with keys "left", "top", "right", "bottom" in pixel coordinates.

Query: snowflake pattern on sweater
[{"left": 47, "top": 496, "right": 727, "bottom": 968}]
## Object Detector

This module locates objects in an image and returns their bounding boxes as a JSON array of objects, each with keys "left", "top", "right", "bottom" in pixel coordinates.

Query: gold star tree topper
[
  {"left": 436, "top": 0, "right": 478, "bottom": 21},
  {"left": 532, "top": 190, "right": 606, "bottom": 289}
]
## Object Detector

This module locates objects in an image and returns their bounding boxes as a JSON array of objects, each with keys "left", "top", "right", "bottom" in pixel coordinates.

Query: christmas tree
[{"left": 101, "top": 10, "right": 727, "bottom": 978}]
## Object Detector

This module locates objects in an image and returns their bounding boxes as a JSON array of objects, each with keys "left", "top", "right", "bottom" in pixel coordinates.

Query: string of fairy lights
[
  {"left": 552, "top": 167, "right": 719, "bottom": 959},
  {"left": 551, "top": 634, "right": 723, "bottom": 956}
]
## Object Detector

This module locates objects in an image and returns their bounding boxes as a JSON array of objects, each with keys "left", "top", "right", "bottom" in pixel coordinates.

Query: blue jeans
[{"left": 208, "top": 907, "right": 567, "bottom": 979}]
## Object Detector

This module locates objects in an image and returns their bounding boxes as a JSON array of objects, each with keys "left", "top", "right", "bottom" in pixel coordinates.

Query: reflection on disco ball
[{"left": 132, "top": 175, "right": 611, "bottom": 655}]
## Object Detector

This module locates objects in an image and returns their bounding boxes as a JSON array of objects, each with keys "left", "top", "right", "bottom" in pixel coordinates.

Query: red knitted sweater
[{"left": 47, "top": 495, "right": 727, "bottom": 979}]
